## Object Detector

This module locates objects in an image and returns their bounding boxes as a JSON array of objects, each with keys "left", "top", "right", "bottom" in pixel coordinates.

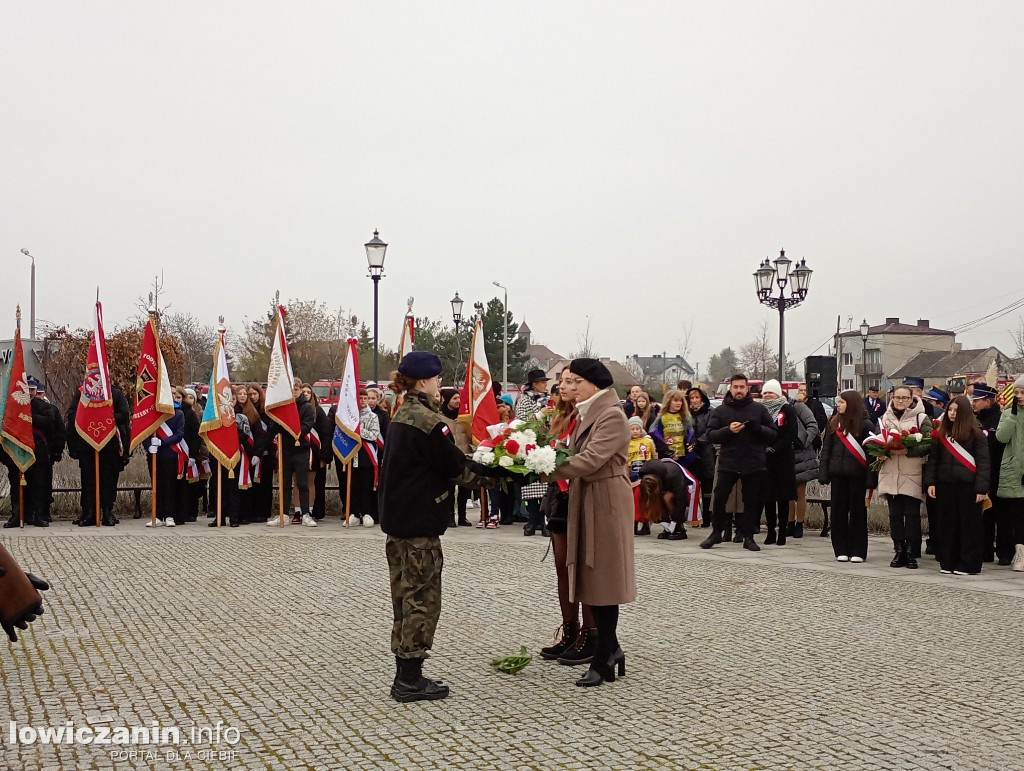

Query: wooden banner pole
[
  {"left": 150, "top": 452, "right": 158, "bottom": 526},
  {"left": 94, "top": 449, "right": 101, "bottom": 527},
  {"left": 18, "top": 473, "right": 25, "bottom": 528},
  {"left": 345, "top": 462, "right": 352, "bottom": 526},
  {"left": 278, "top": 442, "right": 285, "bottom": 527},
  {"left": 217, "top": 461, "right": 223, "bottom": 528}
]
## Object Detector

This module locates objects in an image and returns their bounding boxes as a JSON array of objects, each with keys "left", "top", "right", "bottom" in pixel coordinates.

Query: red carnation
[
  {"left": 901, "top": 429, "right": 910, "bottom": 437},
  {"left": 479, "top": 440, "right": 494, "bottom": 449},
  {"left": 525, "top": 443, "right": 537, "bottom": 454},
  {"left": 504, "top": 439, "right": 520, "bottom": 455},
  {"left": 909, "top": 426, "right": 919, "bottom": 434}
]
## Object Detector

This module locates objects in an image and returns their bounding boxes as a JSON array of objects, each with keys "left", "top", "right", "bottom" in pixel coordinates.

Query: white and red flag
[
  {"left": 332, "top": 338, "right": 362, "bottom": 464},
  {"left": 264, "top": 305, "right": 301, "bottom": 440},
  {"left": 199, "top": 327, "right": 240, "bottom": 473},
  {"left": 130, "top": 315, "right": 174, "bottom": 452},
  {"left": 75, "top": 299, "right": 118, "bottom": 452},
  {"left": 458, "top": 316, "right": 500, "bottom": 445}
]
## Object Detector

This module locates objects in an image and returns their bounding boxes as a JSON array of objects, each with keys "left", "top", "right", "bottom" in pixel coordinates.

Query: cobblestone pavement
[{"left": 3, "top": 517, "right": 1024, "bottom": 770}]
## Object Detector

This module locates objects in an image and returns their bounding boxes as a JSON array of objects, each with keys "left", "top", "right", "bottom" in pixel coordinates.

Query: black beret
[
  {"left": 569, "top": 358, "right": 613, "bottom": 389},
  {"left": 398, "top": 351, "right": 443, "bottom": 380}
]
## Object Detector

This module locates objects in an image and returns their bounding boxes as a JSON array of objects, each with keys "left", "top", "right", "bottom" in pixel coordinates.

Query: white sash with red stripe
[
  {"left": 836, "top": 429, "right": 868, "bottom": 468},
  {"left": 157, "top": 422, "right": 190, "bottom": 479},
  {"left": 670, "top": 459, "right": 702, "bottom": 523},
  {"left": 307, "top": 431, "right": 321, "bottom": 470},
  {"left": 940, "top": 434, "right": 976, "bottom": 473}
]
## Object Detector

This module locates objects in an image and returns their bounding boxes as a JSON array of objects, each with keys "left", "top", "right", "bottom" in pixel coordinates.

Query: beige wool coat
[
  {"left": 875, "top": 398, "right": 933, "bottom": 500},
  {"left": 553, "top": 388, "right": 637, "bottom": 606}
]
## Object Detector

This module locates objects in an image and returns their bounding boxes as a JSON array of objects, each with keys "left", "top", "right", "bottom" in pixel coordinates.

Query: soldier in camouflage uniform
[{"left": 378, "top": 351, "right": 504, "bottom": 702}]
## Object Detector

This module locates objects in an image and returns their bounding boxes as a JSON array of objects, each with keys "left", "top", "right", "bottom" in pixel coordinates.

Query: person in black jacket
[
  {"left": 972, "top": 385, "right": 1007, "bottom": 563},
  {"left": 818, "top": 391, "right": 877, "bottom": 562},
  {"left": 67, "top": 384, "right": 131, "bottom": 527},
  {"left": 8, "top": 378, "right": 64, "bottom": 527},
  {"left": 926, "top": 396, "right": 991, "bottom": 575},
  {"left": 271, "top": 385, "right": 316, "bottom": 527},
  {"left": 700, "top": 374, "right": 776, "bottom": 552},
  {"left": 367, "top": 386, "right": 391, "bottom": 440},
  {"left": 686, "top": 388, "right": 715, "bottom": 526},
  {"left": 865, "top": 386, "right": 886, "bottom": 426},
  {"left": 759, "top": 380, "right": 798, "bottom": 547},
  {"left": 379, "top": 352, "right": 504, "bottom": 702},
  {"left": 143, "top": 403, "right": 186, "bottom": 526},
  {"left": 636, "top": 458, "right": 693, "bottom": 540},
  {"left": 299, "top": 385, "right": 333, "bottom": 521},
  {"left": 245, "top": 384, "right": 275, "bottom": 524},
  {"left": 181, "top": 388, "right": 206, "bottom": 522}
]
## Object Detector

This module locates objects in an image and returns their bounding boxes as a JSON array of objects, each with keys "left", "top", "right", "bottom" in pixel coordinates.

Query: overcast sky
[{"left": 2, "top": 2, "right": 1022, "bottom": 377}]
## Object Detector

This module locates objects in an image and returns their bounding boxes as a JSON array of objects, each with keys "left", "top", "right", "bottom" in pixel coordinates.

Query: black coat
[
  {"left": 924, "top": 429, "right": 991, "bottom": 494},
  {"left": 765, "top": 403, "right": 798, "bottom": 501},
  {"left": 865, "top": 396, "right": 886, "bottom": 424},
  {"left": 638, "top": 458, "right": 692, "bottom": 523},
  {"left": 373, "top": 405, "right": 391, "bottom": 440},
  {"left": 273, "top": 395, "right": 316, "bottom": 455},
  {"left": 706, "top": 393, "right": 775, "bottom": 474},
  {"left": 975, "top": 403, "right": 1004, "bottom": 494},
  {"left": 378, "top": 390, "right": 498, "bottom": 538},
  {"left": 143, "top": 409, "right": 185, "bottom": 461},
  {"left": 687, "top": 390, "right": 715, "bottom": 484},
  {"left": 818, "top": 418, "right": 878, "bottom": 484}
]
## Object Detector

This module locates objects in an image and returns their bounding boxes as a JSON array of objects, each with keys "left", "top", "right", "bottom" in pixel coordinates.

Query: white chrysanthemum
[
  {"left": 473, "top": 449, "right": 496, "bottom": 465},
  {"left": 524, "top": 446, "right": 557, "bottom": 475},
  {"left": 521, "top": 429, "right": 538, "bottom": 444},
  {"left": 507, "top": 431, "right": 531, "bottom": 458},
  {"left": 498, "top": 455, "right": 515, "bottom": 468}
]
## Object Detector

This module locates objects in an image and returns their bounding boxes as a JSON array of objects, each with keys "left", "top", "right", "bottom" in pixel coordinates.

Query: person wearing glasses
[{"left": 876, "top": 385, "right": 934, "bottom": 569}]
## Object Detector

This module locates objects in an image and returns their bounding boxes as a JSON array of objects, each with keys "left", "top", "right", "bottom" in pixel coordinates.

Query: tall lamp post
[
  {"left": 20, "top": 249, "right": 35, "bottom": 341},
  {"left": 450, "top": 292, "right": 464, "bottom": 335},
  {"left": 492, "top": 281, "right": 508, "bottom": 388},
  {"left": 859, "top": 319, "right": 870, "bottom": 393},
  {"left": 753, "top": 249, "right": 813, "bottom": 380},
  {"left": 365, "top": 230, "right": 388, "bottom": 383}
]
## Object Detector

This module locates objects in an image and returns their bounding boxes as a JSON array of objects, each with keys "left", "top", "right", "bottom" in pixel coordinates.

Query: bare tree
[
  {"left": 570, "top": 317, "right": 597, "bottom": 358},
  {"left": 676, "top": 317, "right": 695, "bottom": 364},
  {"left": 134, "top": 274, "right": 171, "bottom": 319},
  {"left": 161, "top": 312, "right": 216, "bottom": 384},
  {"left": 738, "top": 321, "right": 774, "bottom": 380}
]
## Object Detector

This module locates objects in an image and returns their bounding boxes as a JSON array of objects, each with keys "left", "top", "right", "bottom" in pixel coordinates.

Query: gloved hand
[
  {"left": 151, "top": 437, "right": 162, "bottom": 447},
  {"left": 148, "top": 445, "right": 159, "bottom": 455},
  {"left": 251, "top": 456, "right": 259, "bottom": 467},
  {"left": 2, "top": 573, "right": 49, "bottom": 643}
]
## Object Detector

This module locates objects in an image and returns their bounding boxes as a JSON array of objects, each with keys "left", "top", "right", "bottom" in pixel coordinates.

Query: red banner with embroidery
[{"left": 75, "top": 300, "right": 118, "bottom": 452}]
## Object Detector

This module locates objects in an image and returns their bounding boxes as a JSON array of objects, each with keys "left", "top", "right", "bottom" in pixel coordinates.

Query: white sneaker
[
  {"left": 836, "top": 555, "right": 849, "bottom": 562},
  {"left": 302, "top": 513, "right": 318, "bottom": 528},
  {"left": 362, "top": 514, "right": 374, "bottom": 528},
  {"left": 266, "top": 516, "right": 280, "bottom": 527},
  {"left": 1012, "top": 544, "right": 1024, "bottom": 572},
  {"left": 940, "top": 569, "right": 953, "bottom": 574},
  {"left": 850, "top": 556, "right": 863, "bottom": 563},
  {"left": 145, "top": 519, "right": 164, "bottom": 528},
  {"left": 165, "top": 518, "right": 176, "bottom": 528}
]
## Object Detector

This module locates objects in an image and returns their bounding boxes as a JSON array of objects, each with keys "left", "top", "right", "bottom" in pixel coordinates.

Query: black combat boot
[
  {"left": 890, "top": 542, "right": 907, "bottom": 568},
  {"left": 557, "top": 626, "right": 597, "bottom": 666},
  {"left": 390, "top": 658, "right": 449, "bottom": 702},
  {"left": 904, "top": 540, "right": 918, "bottom": 570},
  {"left": 540, "top": 621, "right": 579, "bottom": 660},
  {"left": 764, "top": 527, "right": 777, "bottom": 545}
]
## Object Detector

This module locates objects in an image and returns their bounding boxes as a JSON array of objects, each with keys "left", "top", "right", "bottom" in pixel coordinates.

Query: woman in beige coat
[
  {"left": 876, "top": 386, "right": 934, "bottom": 569},
  {"left": 552, "top": 358, "right": 636, "bottom": 687}
]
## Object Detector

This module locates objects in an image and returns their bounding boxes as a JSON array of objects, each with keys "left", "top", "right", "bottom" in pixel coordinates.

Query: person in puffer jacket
[
  {"left": 818, "top": 391, "right": 877, "bottom": 562},
  {"left": 925, "top": 395, "right": 990, "bottom": 575},
  {"left": 686, "top": 388, "right": 715, "bottom": 527},
  {"left": 789, "top": 394, "right": 820, "bottom": 539}
]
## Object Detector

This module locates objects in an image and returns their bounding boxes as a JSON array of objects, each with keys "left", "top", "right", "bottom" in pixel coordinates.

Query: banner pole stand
[
  {"left": 95, "top": 449, "right": 101, "bottom": 527},
  {"left": 151, "top": 452, "right": 158, "bottom": 527},
  {"left": 278, "top": 441, "right": 285, "bottom": 527},
  {"left": 345, "top": 462, "right": 352, "bottom": 527}
]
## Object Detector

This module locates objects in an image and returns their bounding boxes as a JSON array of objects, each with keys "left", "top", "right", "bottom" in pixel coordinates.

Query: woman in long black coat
[{"left": 759, "top": 381, "right": 797, "bottom": 546}]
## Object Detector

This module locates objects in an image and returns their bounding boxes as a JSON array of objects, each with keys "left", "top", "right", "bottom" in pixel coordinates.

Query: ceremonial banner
[
  {"left": 130, "top": 316, "right": 174, "bottom": 452},
  {"left": 0, "top": 322, "right": 35, "bottom": 473},
  {"left": 75, "top": 300, "right": 118, "bottom": 451},
  {"left": 199, "top": 330, "right": 240, "bottom": 472},
  {"left": 458, "top": 317, "right": 500, "bottom": 445},
  {"left": 265, "top": 305, "right": 301, "bottom": 440},
  {"left": 397, "top": 302, "right": 415, "bottom": 362},
  {"left": 332, "top": 338, "right": 362, "bottom": 464}
]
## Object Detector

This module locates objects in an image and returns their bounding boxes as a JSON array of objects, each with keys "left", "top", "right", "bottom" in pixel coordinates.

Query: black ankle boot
[
  {"left": 890, "top": 542, "right": 907, "bottom": 568},
  {"left": 794, "top": 522, "right": 804, "bottom": 538},
  {"left": 786, "top": 521, "right": 795, "bottom": 536},
  {"left": 390, "top": 658, "right": 450, "bottom": 702},
  {"left": 904, "top": 541, "right": 918, "bottom": 570},
  {"left": 764, "top": 528, "right": 777, "bottom": 545},
  {"left": 540, "top": 622, "right": 579, "bottom": 660},
  {"left": 776, "top": 527, "right": 786, "bottom": 546},
  {"left": 557, "top": 627, "right": 597, "bottom": 666}
]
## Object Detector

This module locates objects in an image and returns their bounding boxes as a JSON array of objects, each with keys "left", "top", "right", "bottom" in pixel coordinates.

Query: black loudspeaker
[{"left": 805, "top": 355, "right": 837, "bottom": 398}]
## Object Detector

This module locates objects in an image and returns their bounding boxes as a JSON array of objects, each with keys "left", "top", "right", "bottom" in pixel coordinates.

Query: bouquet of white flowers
[{"left": 471, "top": 417, "right": 572, "bottom": 479}]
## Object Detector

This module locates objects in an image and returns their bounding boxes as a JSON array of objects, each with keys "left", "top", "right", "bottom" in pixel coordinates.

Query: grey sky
[{"left": 2, "top": 2, "right": 1022, "bottom": 378}]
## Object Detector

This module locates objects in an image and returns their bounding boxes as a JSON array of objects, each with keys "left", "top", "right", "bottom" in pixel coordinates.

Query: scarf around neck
[{"left": 761, "top": 396, "right": 786, "bottom": 420}]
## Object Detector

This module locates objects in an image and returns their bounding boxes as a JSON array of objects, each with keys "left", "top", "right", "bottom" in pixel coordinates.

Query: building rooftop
[
  {"left": 890, "top": 346, "right": 1010, "bottom": 379},
  {"left": 839, "top": 317, "right": 954, "bottom": 337}
]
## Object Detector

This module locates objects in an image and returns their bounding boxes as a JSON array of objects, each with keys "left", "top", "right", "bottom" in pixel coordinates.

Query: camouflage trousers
[{"left": 386, "top": 535, "right": 444, "bottom": 659}]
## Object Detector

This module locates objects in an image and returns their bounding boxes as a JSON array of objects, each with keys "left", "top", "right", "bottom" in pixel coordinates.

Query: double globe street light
[
  {"left": 365, "top": 230, "right": 388, "bottom": 384},
  {"left": 753, "top": 249, "right": 813, "bottom": 380}
]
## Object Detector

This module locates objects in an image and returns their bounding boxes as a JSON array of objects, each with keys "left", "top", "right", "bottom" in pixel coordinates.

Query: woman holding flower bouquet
[
  {"left": 551, "top": 358, "right": 636, "bottom": 688},
  {"left": 876, "top": 386, "right": 934, "bottom": 570},
  {"left": 818, "top": 391, "right": 877, "bottom": 562},
  {"left": 925, "top": 396, "right": 990, "bottom": 575}
]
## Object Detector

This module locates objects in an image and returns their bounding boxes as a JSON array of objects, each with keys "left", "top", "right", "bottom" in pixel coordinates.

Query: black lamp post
[
  {"left": 365, "top": 230, "right": 387, "bottom": 383},
  {"left": 859, "top": 319, "right": 870, "bottom": 392},
  {"left": 753, "top": 249, "right": 813, "bottom": 380},
  {"left": 450, "top": 292, "right": 464, "bottom": 335}
]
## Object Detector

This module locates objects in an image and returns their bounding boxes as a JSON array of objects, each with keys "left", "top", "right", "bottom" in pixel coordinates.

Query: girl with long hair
[
  {"left": 818, "top": 390, "right": 876, "bottom": 562},
  {"left": 234, "top": 385, "right": 264, "bottom": 525},
  {"left": 246, "top": 383, "right": 274, "bottom": 523},
  {"left": 636, "top": 458, "right": 692, "bottom": 541},
  {"left": 876, "top": 385, "right": 934, "bottom": 568},
  {"left": 926, "top": 396, "right": 991, "bottom": 575},
  {"left": 539, "top": 370, "right": 598, "bottom": 667},
  {"left": 649, "top": 389, "right": 691, "bottom": 460}
]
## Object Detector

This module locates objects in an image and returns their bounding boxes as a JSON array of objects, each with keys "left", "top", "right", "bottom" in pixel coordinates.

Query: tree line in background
[{"left": 36, "top": 294, "right": 531, "bottom": 414}]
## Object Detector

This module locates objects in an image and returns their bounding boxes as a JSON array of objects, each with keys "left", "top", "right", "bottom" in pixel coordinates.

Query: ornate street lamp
[
  {"left": 752, "top": 249, "right": 813, "bottom": 380},
  {"left": 365, "top": 230, "right": 387, "bottom": 382},
  {"left": 860, "top": 318, "right": 870, "bottom": 392},
  {"left": 450, "top": 292, "right": 464, "bottom": 335}
]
